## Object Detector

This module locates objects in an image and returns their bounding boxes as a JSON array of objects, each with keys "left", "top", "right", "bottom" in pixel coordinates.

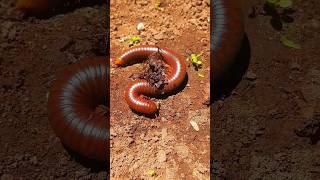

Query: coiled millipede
[
  {"left": 47, "top": 57, "right": 108, "bottom": 161},
  {"left": 115, "top": 45, "right": 187, "bottom": 115},
  {"left": 16, "top": 0, "right": 64, "bottom": 15}
]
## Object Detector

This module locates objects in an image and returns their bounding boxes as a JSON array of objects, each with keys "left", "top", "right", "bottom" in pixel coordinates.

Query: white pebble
[
  {"left": 137, "top": 22, "right": 145, "bottom": 31},
  {"left": 190, "top": 120, "right": 199, "bottom": 131}
]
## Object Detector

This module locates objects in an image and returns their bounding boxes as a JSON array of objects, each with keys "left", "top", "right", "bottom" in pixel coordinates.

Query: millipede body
[
  {"left": 15, "top": 0, "right": 100, "bottom": 15},
  {"left": 47, "top": 57, "right": 109, "bottom": 161},
  {"left": 16, "top": 0, "right": 62, "bottom": 15},
  {"left": 115, "top": 45, "right": 186, "bottom": 115},
  {"left": 211, "top": 0, "right": 244, "bottom": 90}
]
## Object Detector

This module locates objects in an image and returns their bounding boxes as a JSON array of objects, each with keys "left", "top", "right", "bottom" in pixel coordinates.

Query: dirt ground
[
  {"left": 0, "top": 1, "right": 108, "bottom": 179},
  {"left": 1, "top": 0, "right": 319, "bottom": 179},
  {"left": 110, "top": 0, "right": 210, "bottom": 179},
  {"left": 212, "top": 0, "right": 320, "bottom": 179}
]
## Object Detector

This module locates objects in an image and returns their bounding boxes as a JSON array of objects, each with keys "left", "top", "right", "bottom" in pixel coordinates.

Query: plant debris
[
  {"left": 186, "top": 51, "right": 203, "bottom": 72},
  {"left": 249, "top": 1, "right": 295, "bottom": 31},
  {"left": 128, "top": 36, "right": 141, "bottom": 47},
  {"left": 280, "top": 36, "right": 301, "bottom": 49},
  {"left": 147, "top": 168, "right": 157, "bottom": 177},
  {"left": 138, "top": 49, "right": 168, "bottom": 89}
]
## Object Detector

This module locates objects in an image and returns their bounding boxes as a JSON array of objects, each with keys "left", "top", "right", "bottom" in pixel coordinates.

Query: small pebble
[
  {"left": 246, "top": 71, "right": 257, "bottom": 81},
  {"left": 137, "top": 22, "right": 145, "bottom": 31},
  {"left": 157, "top": 150, "right": 167, "bottom": 163},
  {"left": 190, "top": 120, "right": 200, "bottom": 131}
]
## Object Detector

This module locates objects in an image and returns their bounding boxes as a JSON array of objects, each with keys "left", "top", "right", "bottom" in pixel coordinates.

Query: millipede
[
  {"left": 15, "top": 0, "right": 102, "bottom": 16},
  {"left": 211, "top": 0, "right": 245, "bottom": 90},
  {"left": 16, "top": 0, "right": 63, "bottom": 15},
  {"left": 47, "top": 57, "right": 109, "bottom": 161},
  {"left": 115, "top": 45, "right": 187, "bottom": 115}
]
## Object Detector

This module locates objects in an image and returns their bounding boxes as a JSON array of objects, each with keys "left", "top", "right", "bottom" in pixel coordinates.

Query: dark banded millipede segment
[
  {"left": 48, "top": 57, "right": 109, "bottom": 161},
  {"left": 115, "top": 45, "right": 187, "bottom": 115},
  {"left": 15, "top": 0, "right": 61, "bottom": 15},
  {"left": 211, "top": 0, "right": 244, "bottom": 88},
  {"left": 15, "top": 0, "right": 102, "bottom": 16}
]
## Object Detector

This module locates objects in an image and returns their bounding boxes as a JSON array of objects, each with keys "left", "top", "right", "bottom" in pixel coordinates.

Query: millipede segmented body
[
  {"left": 115, "top": 45, "right": 186, "bottom": 115},
  {"left": 211, "top": 0, "right": 244, "bottom": 87},
  {"left": 15, "top": 0, "right": 100, "bottom": 15},
  {"left": 48, "top": 57, "right": 109, "bottom": 161},
  {"left": 16, "top": 0, "right": 62, "bottom": 15}
]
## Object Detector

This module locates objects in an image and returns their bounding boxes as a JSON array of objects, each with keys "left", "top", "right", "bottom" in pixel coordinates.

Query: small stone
[
  {"left": 137, "top": 22, "right": 145, "bottom": 31},
  {"left": 175, "top": 112, "right": 181, "bottom": 118},
  {"left": 190, "top": 120, "right": 200, "bottom": 131},
  {"left": 110, "top": 128, "right": 117, "bottom": 137},
  {"left": 246, "top": 71, "right": 257, "bottom": 81},
  {"left": 157, "top": 150, "right": 167, "bottom": 162}
]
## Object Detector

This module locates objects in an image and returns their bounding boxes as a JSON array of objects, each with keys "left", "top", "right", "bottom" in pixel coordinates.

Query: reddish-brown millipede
[
  {"left": 115, "top": 45, "right": 187, "bottom": 115},
  {"left": 15, "top": 0, "right": 62, "bottom": 15},
  {"left": 47, "top": 57, "right": 108, "bottom": 161},
  {"left": 211, "top": 0, "right": 244, "bottom": 87},
  {"left": 15, "top": 0, "right": 102, "bottom": 15}
]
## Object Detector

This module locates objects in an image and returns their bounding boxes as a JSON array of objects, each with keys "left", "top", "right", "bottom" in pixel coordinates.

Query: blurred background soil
[
  {"left": 212, "top": 0, "right": 320, "bottom": 179},
  {"left": 0, "top": 1, "right": 108, "bottom": 179}
]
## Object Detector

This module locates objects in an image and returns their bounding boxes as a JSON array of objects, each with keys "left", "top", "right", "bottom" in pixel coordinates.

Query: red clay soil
[
  {"left": 110, "top": 0, "right": 210, "bottom": 178},
  {"left": 0, "top": 0, "right": 108, "bottom": 179}
]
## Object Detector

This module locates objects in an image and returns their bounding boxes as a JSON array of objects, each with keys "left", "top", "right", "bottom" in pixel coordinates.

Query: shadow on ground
[{"left": 63, "top": 144, "right": 109, "bottom": 173}]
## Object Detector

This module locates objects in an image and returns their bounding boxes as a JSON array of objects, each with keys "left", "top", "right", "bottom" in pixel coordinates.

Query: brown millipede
[
  {"left": 15, "top": 0, "right": 62, "bottom": 15},
  {"left": 115, "top": 45, "right": 187, "bottom": 115},
  {"left": 211, "top": 0, "right": 245, "bottom": 90},
  {"left": 15, "top": 0, "right": 102, "bottom": 16},
  {"left": 47, "top": 57, "right": 108, "bottom": 161}
]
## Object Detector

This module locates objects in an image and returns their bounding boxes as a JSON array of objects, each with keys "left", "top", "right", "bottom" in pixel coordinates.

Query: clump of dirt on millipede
[{"left": 137, "top": 51, "right": 168, "bottom": 89}]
